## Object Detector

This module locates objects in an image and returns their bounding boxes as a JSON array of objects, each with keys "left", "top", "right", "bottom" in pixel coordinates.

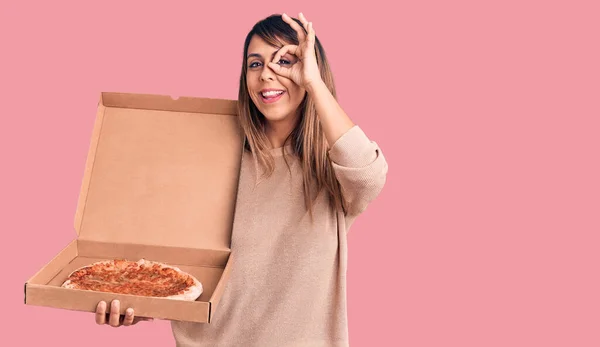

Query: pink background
[{"left": 3, "top": 0, "right": 599, "bottom": 346}]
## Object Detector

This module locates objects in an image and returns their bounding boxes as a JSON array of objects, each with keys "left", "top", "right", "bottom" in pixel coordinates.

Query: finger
[
  {"left": 272, "top": 44, "right": 299, "bottom": 65},
  {"left": 122, "top": 308, "right": 135, "bottom": 326},
  {"left": 109, "top": 300, "right": 121, "bottom": 327},
  {"left": 298, "top": 13, "right": 309, "bottom": 33},
  {"left": 308, "top": 22, "right": 315, "bottom": 45},
  {"left": 95, "top": 301, "right": 107, "bottom": 325},
  {"left": 281, "top": 13, "right": 306, "bottom": 41},
  {"left": 267, "top": 62, "right": 292, "bottom": 79}
]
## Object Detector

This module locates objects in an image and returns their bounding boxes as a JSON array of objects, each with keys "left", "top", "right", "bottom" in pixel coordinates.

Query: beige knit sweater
[{"left": 170, "top": 125, "right": 388, "bottom": 347}]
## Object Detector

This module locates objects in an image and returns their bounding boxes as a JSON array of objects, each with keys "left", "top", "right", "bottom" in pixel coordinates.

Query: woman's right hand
[{"left": 95, "top": 300, "right": 154, "bottom": 327}]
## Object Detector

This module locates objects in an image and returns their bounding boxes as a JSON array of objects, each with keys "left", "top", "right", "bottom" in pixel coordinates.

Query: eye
[{"left": 248, "top": 59, "right": 291, "bottom": 69}]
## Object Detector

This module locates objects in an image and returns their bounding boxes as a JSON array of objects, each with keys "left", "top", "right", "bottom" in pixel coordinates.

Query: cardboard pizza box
[{"left": 24, "top": 92, "right": 243, "bottom": 323}]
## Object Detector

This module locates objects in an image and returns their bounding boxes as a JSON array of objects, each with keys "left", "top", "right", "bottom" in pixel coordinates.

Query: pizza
[{"left": 61, "top": 259, "right": 203, "bottom": 301}]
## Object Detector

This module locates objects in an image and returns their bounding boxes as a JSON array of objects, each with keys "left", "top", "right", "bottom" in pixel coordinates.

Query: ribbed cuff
[{"left": 328, "top": 125, "right": 378, "bottom": 168}]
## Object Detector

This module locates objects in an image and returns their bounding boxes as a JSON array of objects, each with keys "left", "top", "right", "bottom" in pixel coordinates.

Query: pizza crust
[{"left": 61, "top": 259, "right": 203, "bottom": 301}]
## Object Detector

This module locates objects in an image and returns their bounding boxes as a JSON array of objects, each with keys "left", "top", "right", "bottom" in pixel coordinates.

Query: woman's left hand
[{"left": 268, "top": 13, "right": 323, "bottom": 90}]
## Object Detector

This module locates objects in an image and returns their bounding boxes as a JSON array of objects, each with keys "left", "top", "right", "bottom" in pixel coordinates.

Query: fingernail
[
  {"left": 126, "top": 308, "right": 133, "bottom": 316},
  {"left": 97, "top": 301, "right": 106, "bottom": 309}
]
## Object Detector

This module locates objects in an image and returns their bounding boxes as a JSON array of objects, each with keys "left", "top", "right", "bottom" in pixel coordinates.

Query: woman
[{"left": 95, "top": 13, "right": 388, "bottom": 347}]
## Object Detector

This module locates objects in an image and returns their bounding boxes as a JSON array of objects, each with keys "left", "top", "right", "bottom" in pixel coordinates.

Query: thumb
[{"left": 267, "top": 62, "right": 291, "bottom": 79}]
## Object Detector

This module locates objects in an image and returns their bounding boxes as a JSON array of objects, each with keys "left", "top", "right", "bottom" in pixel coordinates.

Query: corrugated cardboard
[{"left": 24, "top": 92, "right": 243, "bottom": 323}]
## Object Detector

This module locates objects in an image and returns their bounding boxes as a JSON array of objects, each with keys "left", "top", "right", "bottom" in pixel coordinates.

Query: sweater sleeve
[{"left": 328, "top": 125, "right": 388, "bottom": 218}]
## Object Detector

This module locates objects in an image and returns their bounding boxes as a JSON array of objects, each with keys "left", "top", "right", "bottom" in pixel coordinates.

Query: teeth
[{"left": 262, "top": 90, "right": 284, "bottom": 97}]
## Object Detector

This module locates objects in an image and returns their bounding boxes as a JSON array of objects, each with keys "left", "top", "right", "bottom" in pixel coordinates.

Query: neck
[{"left": 265, "top": 114, "right": 298, "bottom": 148}]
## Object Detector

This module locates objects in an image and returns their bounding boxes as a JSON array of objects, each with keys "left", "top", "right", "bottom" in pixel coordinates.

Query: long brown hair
[{"left": 237, "top": 14, "right": 347, "bottom": 217}]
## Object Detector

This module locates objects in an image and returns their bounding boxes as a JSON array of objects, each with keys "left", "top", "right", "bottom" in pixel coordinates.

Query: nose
[{"left": 260, "top": 64, "right": 276, "bottom": 81}]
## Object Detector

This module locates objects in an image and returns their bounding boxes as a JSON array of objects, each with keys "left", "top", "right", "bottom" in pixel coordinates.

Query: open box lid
[{"left": 73, "top": 92, "right": 243, "bottom": 251}]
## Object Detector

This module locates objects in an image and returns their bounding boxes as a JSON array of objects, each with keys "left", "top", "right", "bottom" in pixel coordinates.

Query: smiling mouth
[{"left": 260, "top": 90, "right": 285, "bottom": 103}]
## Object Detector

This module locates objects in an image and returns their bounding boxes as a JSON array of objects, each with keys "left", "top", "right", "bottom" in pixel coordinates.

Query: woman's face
[{"left": 246, "top": 35, "right": 306, "bottom": 126}]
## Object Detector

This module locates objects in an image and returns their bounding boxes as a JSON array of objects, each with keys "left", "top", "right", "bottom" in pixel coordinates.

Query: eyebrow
[
  {"left": 246, "top": 53, "right": 264, "bottom": 60},
  {"left": 246, "top": 51, "right": 288, "bottom": 60}
]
